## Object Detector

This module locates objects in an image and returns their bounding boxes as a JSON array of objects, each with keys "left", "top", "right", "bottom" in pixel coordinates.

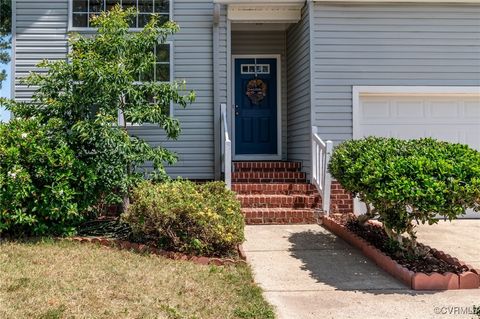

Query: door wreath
[{"left": 246, "top": 79, "right": 267, "bottom": 105}]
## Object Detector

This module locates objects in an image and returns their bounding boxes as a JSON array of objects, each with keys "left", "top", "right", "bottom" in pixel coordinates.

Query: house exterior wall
[
  {"left": 311, "top": 3, "right": 480, "bottom": 144},
  {"left": 13, "top": 0, "right": 217, "bottom": 180},
  {"left": 286, "top": 4, "right": 311, "bottom": 178},
  {"left": 129, "top": 0, "right": 216, "bottom": 179},
  {"left": 231, "top": 30, "right": 287, "bottom": 160},
  {"left": 13, "top": 0, "right": 69, "bottom": 103}
]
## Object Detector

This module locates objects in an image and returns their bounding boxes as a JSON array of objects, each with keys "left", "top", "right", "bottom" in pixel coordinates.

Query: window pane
[
  {"left": 138, "top": 0, "right": 153, "bottom": 13},
  {"left": 154, "top": 0, "right": 169, "bottom": 13},
  {"left": 140, "top": 66, "right": 154, "bottom": 82},
  {"left": 156, "top": 44, "right": 169, "bottom": 62},
  {"left": 156, "top": 63, "right": 169, "bottom": 82},
  {"left": 73, "top": 0, "right": 88, "bottom": 12},
  {"left": 138, "top": 14, "right": 151, "bottom": 27},
  {"left": 90, "top": 0, "right": 104, "bottom": 13},
  {"left": 106, "top": 0, "right": 120, "bottom": 11},
  {"left": 121, "top": 0, "right": 137, "bottom": 10},
  {"left": 158, "top": 14, "right": 169, "bottom": 24},
  {"left": 73, "top": 13, "right": 88, "bottom": 27}
]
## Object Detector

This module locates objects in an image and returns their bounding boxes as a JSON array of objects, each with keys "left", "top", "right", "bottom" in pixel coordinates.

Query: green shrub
[
  {"left": 329, "top": 137, "right": 480, "bottom": 253},
  {"left": 0, "top": 118, "right": 98, "bottom": 236},
  {"left": 122, "top": 180, "right": 245, "bottom": 256}
]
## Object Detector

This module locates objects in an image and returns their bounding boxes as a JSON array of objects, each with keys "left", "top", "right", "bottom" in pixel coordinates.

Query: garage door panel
[
  {"left": 356, "top": 92, "right": 480, "bottom": 218},
  {"left": 395, "top": 100, "right": 425, "bottom": 118},
  {"left": 465, "top": 102, "right": 480, "bottom": 117}
]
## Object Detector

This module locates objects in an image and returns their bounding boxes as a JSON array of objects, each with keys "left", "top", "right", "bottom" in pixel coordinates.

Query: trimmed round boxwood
[
  {"left": 328, "top": 137, "right": 480, "bottom": 253},
  {"left": 122, "top": 180, "right": 245, "bottom": 257}
]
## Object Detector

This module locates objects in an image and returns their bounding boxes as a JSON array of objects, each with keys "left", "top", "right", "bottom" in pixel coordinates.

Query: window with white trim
[
  {"left": 72, "top": 0, "right": 170, "bottom": 28},
  {"left": 140, "top": 43, "right": 171, "bottom": 82}
]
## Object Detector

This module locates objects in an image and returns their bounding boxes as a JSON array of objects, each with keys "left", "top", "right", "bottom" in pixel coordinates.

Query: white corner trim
[{"left": 352, "top": 86, "right": 480, "bottom": 139}]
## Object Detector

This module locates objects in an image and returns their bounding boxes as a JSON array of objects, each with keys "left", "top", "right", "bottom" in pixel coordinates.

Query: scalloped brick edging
[
  {"left": 62, "top": 236, "right": 247, "bottom": 266},
  {"left": 322, "top": 216, "right": 480, "bottom": 290}
]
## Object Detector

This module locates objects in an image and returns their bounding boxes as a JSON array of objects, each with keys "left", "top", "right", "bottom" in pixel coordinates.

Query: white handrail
[
  {"left": 221, "top": 104, "right": 232, "bottom": 189},
  {"left": 311, "top": 126, "right": 333, "bottom": 214}
]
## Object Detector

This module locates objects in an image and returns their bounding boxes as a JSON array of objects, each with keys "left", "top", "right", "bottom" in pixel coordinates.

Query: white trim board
[
  {"left": 227, "top": 4, "right": 302, "bottom": 23},
  {"left": 352, "top": 86, "right": 480, "bottom": 140},
  {"left": 231, "top": 55, "right": 283, "bottom": 161}
]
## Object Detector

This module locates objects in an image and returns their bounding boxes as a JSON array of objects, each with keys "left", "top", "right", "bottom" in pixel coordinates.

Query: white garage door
[{"left": 354, "top": 88, "right": 480, "bottom": 219}]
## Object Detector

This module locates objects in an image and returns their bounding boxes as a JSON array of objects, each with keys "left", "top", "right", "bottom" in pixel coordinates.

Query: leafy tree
[
  {"left": 6, "top": 6, "right": 195, "bottom": 212},
  {"left": 0, "top": 0, "right": 11, "bottom": 88}
]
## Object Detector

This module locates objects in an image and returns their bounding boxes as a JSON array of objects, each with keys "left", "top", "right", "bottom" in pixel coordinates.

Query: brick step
[
  {"left": 232, "top": 171, "right": 306, "bottom": 183},
  {"left": 234, "top": 161, "right": 301, "bottom": 172},
  {"left": 242, "top": 208, "right": 321, "bottom": 225},
  {"left": 237, "top": 194, "right": 321, "bottom": 209},
  {"left": 232, "top": 183, "right": 318, "bottom": 195}
]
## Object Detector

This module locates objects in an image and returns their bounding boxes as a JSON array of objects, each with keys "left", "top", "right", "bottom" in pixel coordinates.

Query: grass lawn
[{"left": 0, "top": 239, "right": 275, "bottom": 319}]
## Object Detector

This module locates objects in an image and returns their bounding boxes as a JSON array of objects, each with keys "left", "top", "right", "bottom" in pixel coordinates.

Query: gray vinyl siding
[
  {"left": 217, "top": 6, "right": 228, "bottom": 110},
  {"left": 129, "top": 0, "right": 215, "bottom": 179},
  {"left": 231, "top": 31, "right": 288, "bottom": 160},
  {"left": 286, "top": 5, "right": 311, "bottom": 177},
  {"left": 14, "top": 0, "right": 69, "bottom": 102},
  {"left": 311, "top": 3, "right": 480, "bottom": 144},
  {"left": 14, "top": 0, "right": 217, "bottom": 180}
]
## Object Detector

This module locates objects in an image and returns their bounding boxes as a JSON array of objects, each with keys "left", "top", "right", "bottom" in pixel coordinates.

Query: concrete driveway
[{"left": 244, "top": 221, "right": 480, "bottom": 319}]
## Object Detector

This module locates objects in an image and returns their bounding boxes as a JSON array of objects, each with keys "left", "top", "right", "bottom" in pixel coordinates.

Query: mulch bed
[
  {"left": 74, "top": 218, "right": 246, "bottom": 266},
  {"left": 345, "top": 220, "right": 468, "bottom": 275},
  {"left": 323, "top": 215, "right": 480, "bottom": 290}
]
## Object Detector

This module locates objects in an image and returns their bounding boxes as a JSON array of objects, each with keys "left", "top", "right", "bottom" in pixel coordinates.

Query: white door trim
[
  {"left": 232, "top": 54, "right": 282, "bottom": 161},
  {"left": 352, "top": 86, "right": 480, "bottom": 140}
]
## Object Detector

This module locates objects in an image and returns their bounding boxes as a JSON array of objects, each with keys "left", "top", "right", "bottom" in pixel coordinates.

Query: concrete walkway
[{"left": 244, "top": 222, "right": 480, "bottom": 319}]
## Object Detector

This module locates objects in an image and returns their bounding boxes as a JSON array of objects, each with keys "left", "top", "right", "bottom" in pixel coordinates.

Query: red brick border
[
  {"left": 62, "top": 237, "right": 247, "bottom": 266},
  {"left": 329, "top": 181, "right": 354, "bottom": 215},
  {"left": 322, "top": 216, "right": 480, "bottom": 290}
]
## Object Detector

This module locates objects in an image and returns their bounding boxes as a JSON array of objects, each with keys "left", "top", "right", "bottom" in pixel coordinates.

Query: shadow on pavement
[{"left": 287, "top": 228, "right": 440, "bottom": 296}]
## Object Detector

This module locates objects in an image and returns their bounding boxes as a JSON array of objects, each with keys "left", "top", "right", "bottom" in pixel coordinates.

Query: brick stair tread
[
  {"left": 241, "top": 207, "right": 320, "bottom": 212},
  {"left": 234, "top": 161, "right": 301, "bottom": 172},
  {"left": 237, "top": 193, "right": 321, "bottom": 209},
  {"left": 232, "top": 172, "right": 305, "bottom": 177},
  {"left": 242, "top": 207, "right": 322, "bottom": 225},
  {"left": 232, "top": 171, "right": 307, "bottom": 183},
  {"left": 232, "top": 183, "right": 317, "bottom": 195},
  {"left": 237, "top": 194, "right": 319, "bottom": 200}
]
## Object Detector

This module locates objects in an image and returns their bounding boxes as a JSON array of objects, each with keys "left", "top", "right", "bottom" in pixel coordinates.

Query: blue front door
[{"left": 235, "top": 58, "right": 278, "bottom": 155}]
